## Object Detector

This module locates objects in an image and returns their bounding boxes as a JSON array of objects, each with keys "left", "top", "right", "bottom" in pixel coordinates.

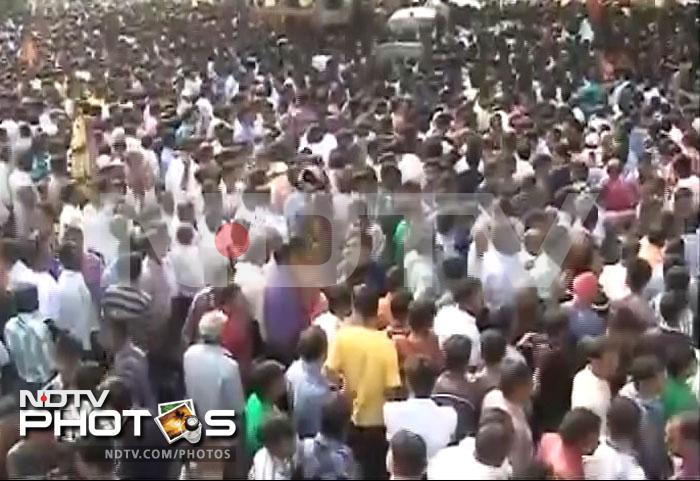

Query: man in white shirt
[
  {"left": 571, "top": 336, "right": 619, "bottom": 436},
  {"left": 433, "top": 278, "right": 483, "bottom": 367},
  {"left": 480, "top": 223, "right": 528, "bottom": 310},
  {"left": 384, "top": 357, "right": 457, "bottom": 460},
  {"left": 170, "top": 225, "right": 205, "bottom": 299},
  {"left": 480, "top": 362, "right": 534, "bottom": 474},
  {"left": 183, "top": 310, "right": 246, "bottom": 424},
  {"left": 312, "top": 284, "right": 351, "bottom": 346},
  {"left": 428, "top": 422, "right": 513, "bottom": 480},
  {"left": 56, "top": 242, "right": 97, "bottom": 352},
  {"left": 529, "top": 225, "right": 570, "bottom": 301},
  {"left": 584, "top": 396, "right": 646, "bottom": 480},
  {"left": 7, "top": 152, "right": 37, "bottom": 239}
]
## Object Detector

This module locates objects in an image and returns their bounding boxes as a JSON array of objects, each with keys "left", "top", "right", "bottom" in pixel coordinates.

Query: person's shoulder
[{"left": 481, "top": 388, "right": 504, "bottom": 408}]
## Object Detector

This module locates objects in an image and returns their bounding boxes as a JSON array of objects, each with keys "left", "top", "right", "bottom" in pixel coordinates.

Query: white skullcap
[
  {"left": 199, "top": 310, "right": 227, "bottom": 342},
  {"left": 692, "top": 117, "right": 700, "bottom": 134},
  {"left": 584, "top": 132, "right": 600, "bottom": 148},
  {"left": 572, "top": 107, "right": 586, "bottom": 125}
]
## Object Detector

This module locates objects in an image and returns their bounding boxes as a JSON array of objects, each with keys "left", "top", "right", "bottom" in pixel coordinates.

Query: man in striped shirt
[{"left": 3, "top": 283, "right": 55, "bottom": 390}]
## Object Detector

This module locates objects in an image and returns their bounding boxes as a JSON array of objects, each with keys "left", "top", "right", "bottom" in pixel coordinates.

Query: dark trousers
[{"left": 348, "top": 424, "right": 388, "bottom": 480}]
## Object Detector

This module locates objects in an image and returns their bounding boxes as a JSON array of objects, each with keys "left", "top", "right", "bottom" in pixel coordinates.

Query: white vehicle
[{"left": 253, "top": 0, "right": 354, "bottom": 30}]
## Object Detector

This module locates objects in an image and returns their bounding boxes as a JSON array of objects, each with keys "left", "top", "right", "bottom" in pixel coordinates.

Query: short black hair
[
  {"left": 250, "top": 360, "right": 285, "bottom": 399},
  {"left": 58, "top": 241, "right": 82, "bottom": 271},
  {"left": 585, "top": 336, "right": 616, "bottom": 360},
  {"left": 647, "top": 224, "right": 666, "bottom": 247},
  {"left": 665, "top": 265, "right": 690, "bottom": 292},
  {"left": 481, "top": 329, "right": 506, "bottom": 365},
  {"left": 442, "top": 257, "right": 466, "bottom": 281},
  {"left": 629, "top": 355, "right": 663, "bottom": 386},
  {"left": 390, "top": 430, "right": 427, "bottom": 478},
  {"left": 543, "top": 308, "right": 569, "bottom": 336},
  {"left": 352, "top": 284, "right": 380, "bottom": 320},
  {"left": 390, "top": 288, "right": 413, "bottom": 320},
  {"left": 607, "top": 396, "right": 641, "bottom": 440},
  {"left": 558, "top": 408, "right": 601, "bottom": 446},
  {"left": 326, "top": 283, "right": 351, "bottom": 315},
  {"left": 665, "top": 238, "right": 685, "bottom": 259},
  {"left": 404, "top": 356, "right": 438, "bottom": 398},
  {"left": 475, "top": 421, "right": 512, "bottom": 467},
  {"left": 407, "top": 298, "right": 435, "bottom": 332},
  {"left": 452, "top": 277, "right": 482, "bottom": 304},
  {"left": 626, "top": 257, "right": 652, "bottom": 293},
  {"left": 667, "top": 344, "right": 696, "bottom": 379},
  {"left": 297, "top": 326, "right": 327, "bottom": 362},
  {"left": 443, "top": 335, "right": 472, "bottom": 371},
  {"left": 320, "top": 393, "right": 352, "bottom": 440},
  {"left": 660, "top": 291, "right": 683, "bottom": 327},
  {"left": 259, "top": 413, "right": 295, "bottom": 448},
  {"left": 499, "top": 361, "right": 531, "bottom": 398},
  {"left": 514, "top": 460, "right": 554, "bottom": 480},
  {"left": 386, "top": 265, "right": 404, "bottom": 292}
]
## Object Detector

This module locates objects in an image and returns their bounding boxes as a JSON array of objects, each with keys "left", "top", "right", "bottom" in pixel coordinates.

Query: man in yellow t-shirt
[{"left": 325, "top": 284, "right": 401, "bottom": 479}]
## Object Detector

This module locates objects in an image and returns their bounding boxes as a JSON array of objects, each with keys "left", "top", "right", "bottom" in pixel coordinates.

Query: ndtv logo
[{"left": 19, "top": 391, "right": 236, "bottom": 442}]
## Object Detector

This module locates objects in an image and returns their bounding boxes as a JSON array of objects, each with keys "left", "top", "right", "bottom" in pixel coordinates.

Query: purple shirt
[
  {"left": 263, "top": 266, "right": 308, "bottom": 358},
  {"left": 83, "top": 250, "right": 104, "bottom": 304}
]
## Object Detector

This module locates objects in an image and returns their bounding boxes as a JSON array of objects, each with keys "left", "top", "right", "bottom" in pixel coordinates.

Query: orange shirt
[
  {"left": 393, "top": 331, "right": 444, "bottom": 372},
  {"left": 377, "top": 292, "right": 393, "bottom": 330}
]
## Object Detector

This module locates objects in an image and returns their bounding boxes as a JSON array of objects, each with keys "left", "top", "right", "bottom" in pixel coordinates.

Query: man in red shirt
[{"left": 538, "top": 408, "right": 602, "bottom": 480}]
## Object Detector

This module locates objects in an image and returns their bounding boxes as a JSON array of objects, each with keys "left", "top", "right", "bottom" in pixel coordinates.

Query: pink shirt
[
  {"left": 601, "top": 177, "right": 638, "bottom": 212},
  {"left": 538, "top": 433, "right": 584, "bottom": 480}
]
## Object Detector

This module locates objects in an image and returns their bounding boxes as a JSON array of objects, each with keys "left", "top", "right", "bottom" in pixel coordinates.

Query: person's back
[
  {"left": 474, "top": 329, "right": 507, "bottom": 404},
  {"left": 56, "top": 241, "right": 95, "bottom": 352},
  {"left": 565, "top": 272, "right": 605, "bottom": 344},
  {"left": 538, "top": 408, "right": 601, "bottom": 480},
  {"left": 184, "top": 311, "right": 246, "bottom": 422},
  {"left": 328, "top": 323, "right": 399, "bottom": 426},
  {"left": 4, "top": 283, "right": 54, "bottom": 387},
  {"left": 392, "top": 298, "right": 443, "bottom": 372},
  {"left": 285, "top": 326, "right": 331, "bottom": 437},
  {"left": 384, "top": 356, "right": 457, "bottom": 460},
  {"left": 585, "top": 396, "right": 646, "bottom": 480},
  {"left": 325, "top": 285, "right": 401, "bottom": 478},
  {"left": 662, "top": 344, "right": 698, "bottom": 419},
  {"left": 297, "top": 394, "right": 359, "bottom": 480},
  {"left": 434, "top": 335, "right": 479, "bottom": 409}
]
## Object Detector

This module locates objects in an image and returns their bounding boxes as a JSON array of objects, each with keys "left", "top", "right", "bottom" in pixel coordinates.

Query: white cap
[{"left": 584, "top": 132, "right": 600, "bottom": 148}]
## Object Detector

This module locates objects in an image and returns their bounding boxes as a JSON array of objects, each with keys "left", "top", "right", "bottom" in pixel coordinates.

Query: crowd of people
[{"left": 0, "top": 0, "right": 698, "bottom": 479}]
